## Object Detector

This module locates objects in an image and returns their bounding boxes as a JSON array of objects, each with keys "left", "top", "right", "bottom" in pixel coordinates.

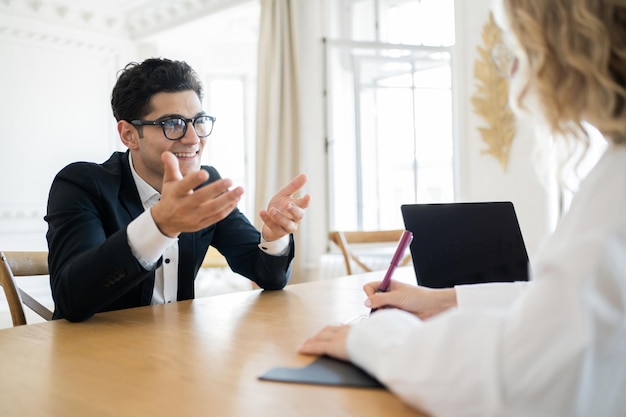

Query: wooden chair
[
  {"left": 0, "top": 251, "right": 53, "bottom": 326},
  {"left": 202, "top": 246, "right": 230, "bottom": 269},
  {"left": 328, "top": 230, "right": 413, "bottom": 276},
  {"left": 199, "top": 246, "right": 257, "bottom": 292}
]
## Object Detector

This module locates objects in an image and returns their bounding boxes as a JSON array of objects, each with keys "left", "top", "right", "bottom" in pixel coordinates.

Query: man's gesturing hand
[
  {"left": 151, "top": 152, "right": 244, "bottom": 237},
  {"left": 260, "top": 173, "right": 311, "bottom": 242}
]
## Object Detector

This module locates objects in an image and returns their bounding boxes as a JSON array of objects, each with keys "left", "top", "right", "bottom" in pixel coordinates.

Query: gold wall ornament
[{"left": 470, "top": 12, "right": 516, "bottom": 171}]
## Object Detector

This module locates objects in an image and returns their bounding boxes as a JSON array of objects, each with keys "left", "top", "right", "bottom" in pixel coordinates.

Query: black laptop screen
[{"left": 401, "top": 202, "right": 529, "bottom": 288}]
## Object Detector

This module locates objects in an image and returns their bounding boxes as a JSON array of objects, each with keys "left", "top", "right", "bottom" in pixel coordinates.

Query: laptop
[{"left": 401, "top": 202, "right": 529, "bottom": 288}]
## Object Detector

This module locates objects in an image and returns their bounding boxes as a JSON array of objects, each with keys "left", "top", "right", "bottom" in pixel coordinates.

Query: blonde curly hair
[{"left": 504, "top": 0, "right": 626, "bottom": 146}]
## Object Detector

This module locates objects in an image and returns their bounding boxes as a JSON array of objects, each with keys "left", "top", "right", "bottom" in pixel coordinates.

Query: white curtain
[{"left": 255, "top": 0, "right": 304, "bottom": 277}]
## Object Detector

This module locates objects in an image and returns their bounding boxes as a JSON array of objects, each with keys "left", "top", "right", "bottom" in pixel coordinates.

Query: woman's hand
[
  {"left": 364, "top": 280, "right": 457, "bottom": 320},
  {"left": 297, "top": 325, "right": 351, "bottom": 361}
]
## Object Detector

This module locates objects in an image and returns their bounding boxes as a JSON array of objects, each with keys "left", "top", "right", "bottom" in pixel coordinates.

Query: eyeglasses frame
[{"left": 131, "top": 115, "right": 216, "bottom": 140}]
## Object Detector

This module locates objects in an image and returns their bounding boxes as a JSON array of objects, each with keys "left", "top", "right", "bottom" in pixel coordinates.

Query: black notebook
[
  {"left": 259, "top": 355, "right": 384, "bottom": 389},
  {"left": 401, "top": 202, "right": 529, "bottom": 288}
]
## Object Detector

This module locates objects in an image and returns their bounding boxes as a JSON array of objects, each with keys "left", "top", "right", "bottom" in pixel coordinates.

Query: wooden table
[{"left": 0, "top": 267, "right": 425, "bottom": 417}]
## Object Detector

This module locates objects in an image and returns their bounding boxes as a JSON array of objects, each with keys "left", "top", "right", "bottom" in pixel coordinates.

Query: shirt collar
[{"left": 128, "top": 152, "right": 160, "bottom": 209}]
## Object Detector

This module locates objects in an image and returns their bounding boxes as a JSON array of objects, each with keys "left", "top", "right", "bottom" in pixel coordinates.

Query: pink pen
[{"left": 370, "top": 230, "right": 413, "bottom": 313}]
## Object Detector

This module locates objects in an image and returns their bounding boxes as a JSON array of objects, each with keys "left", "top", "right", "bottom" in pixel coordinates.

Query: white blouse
[{"left": 347, "top": 144, "right": 626, "bottom": 417}]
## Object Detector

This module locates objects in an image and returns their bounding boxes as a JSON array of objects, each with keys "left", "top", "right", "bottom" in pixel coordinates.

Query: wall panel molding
[{"left": 0, "top": 205, "right": 46, "bottom": 232}]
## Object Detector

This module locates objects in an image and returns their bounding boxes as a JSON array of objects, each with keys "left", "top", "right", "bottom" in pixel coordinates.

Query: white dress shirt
[
  {"left": 347, "top": 144, "right": 626, "bottom": 417},
  {"left": 125, "top": 154, "right": 289, "bottom": 304}
]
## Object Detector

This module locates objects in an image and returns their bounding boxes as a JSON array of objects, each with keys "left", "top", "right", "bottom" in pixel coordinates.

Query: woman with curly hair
[{"left": 299, "top": 1, "right": 626, "bottom": 416}]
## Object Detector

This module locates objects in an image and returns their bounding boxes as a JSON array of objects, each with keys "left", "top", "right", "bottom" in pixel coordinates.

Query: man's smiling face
[{"left": 129, "top": 90, "right": 207, "bottom": 191}]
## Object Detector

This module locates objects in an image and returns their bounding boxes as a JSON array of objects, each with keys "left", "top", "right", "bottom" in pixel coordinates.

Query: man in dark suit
[{"left": 45, "top": 58, "right": 310, "bottom": 322}]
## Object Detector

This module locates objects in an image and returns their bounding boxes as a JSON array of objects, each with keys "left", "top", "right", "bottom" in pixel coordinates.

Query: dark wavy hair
[{"left": 110, "top": 57, "right": 203, "bottom": 122}]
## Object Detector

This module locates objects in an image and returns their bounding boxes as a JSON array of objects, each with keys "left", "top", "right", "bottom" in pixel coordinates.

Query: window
[
  {"left": 203, "top": 76, "right": 254, "bottom": 216},
  {"left": 326, "top": 0, "right": 456, "bottom": 230}
]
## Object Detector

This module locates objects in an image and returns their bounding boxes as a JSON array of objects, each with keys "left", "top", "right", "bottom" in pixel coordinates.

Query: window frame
[{"left": 324, "top": 38, "right": 457, "bottom": 231}]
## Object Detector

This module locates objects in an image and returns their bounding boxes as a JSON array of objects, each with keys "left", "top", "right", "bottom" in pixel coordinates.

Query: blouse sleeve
[{"left": 455, "top": 280, "right": 529, "bottom": 312}]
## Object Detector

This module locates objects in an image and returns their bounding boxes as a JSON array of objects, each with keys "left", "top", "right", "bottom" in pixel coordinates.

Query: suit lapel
[
  {"left": 118, "top": 151, "right": 145, "bottom": 220},
  {"left": 177, "top": 232, "right": 196, "bottom": 299},
  {"left": 114, "top": 151, "right": 155, "bottom": 305}
]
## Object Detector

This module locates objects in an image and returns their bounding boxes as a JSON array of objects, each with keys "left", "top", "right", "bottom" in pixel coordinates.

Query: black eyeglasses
[{"left": 131, "top": 115, "right": 216, "bottom": 140}]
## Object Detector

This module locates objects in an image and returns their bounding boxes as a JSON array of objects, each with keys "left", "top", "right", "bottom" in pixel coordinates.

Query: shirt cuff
[
  {"left": 127, "top": 209, "right": 178, "bottom": 269},
  {"left": 455, "top": 281, "right": 529, "bottom": 312},
  {"left": 258, "top": 234, "right": 290, "bottom": 256},
  {"left": 347, "top": 309, "right": 423, "bottom": 371}
]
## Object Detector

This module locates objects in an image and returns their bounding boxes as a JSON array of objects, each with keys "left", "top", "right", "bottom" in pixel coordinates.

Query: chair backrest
[
  {"left": 328, "top": 230, "right": 412, "bottom": 276},
  {"left": 202, "top": 246, "right": 229, "bottom": 269},
  {"left": 0, "top": 251, "right": 53, "bottom": 326}
]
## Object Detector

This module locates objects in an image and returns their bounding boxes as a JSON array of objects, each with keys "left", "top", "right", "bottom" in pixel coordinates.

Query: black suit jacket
[{"left": 45, "top": 151, "right": 294, "bottom": 321}]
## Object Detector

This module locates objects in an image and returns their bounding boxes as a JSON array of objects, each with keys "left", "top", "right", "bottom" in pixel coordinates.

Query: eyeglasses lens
[
  {"left": 194, "top": 116, "right": 213, "bottom": 138},
  {"left": 162, "top": 119, "right": 186, "bottom": 140}
]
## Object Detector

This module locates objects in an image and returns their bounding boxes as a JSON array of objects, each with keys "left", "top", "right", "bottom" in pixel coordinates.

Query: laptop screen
[{"left": 401, "top": 202, "right": 529, "bottom": 288}]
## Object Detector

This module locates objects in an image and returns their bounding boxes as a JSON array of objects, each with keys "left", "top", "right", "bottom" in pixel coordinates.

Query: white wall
[
  {"left": 0, "top": 13, "right": 135, "bottom": 250},
  {"left": 295, "top": 0, "right": 329, "bottom": 280},
  {"left": 453, "top": 0, "right": 555, "bottom": 258}
]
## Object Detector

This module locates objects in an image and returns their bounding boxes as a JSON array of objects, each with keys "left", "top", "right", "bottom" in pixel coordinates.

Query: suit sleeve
[
  {"left": 202, "top": 166, "right": 294, "bottom": 290},
  {"left": 45, "top": 162, "right": 153, "bottom": 322}
]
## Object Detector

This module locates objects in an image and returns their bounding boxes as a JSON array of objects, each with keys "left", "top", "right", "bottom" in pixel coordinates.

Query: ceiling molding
[{"left": 0, "top": 0, "right": 252, "bottom": 40}]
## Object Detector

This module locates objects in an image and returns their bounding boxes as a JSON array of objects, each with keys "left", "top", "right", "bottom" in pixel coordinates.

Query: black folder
[{"left": 259, "top": 355, "right": 384, "bottom": 389}]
